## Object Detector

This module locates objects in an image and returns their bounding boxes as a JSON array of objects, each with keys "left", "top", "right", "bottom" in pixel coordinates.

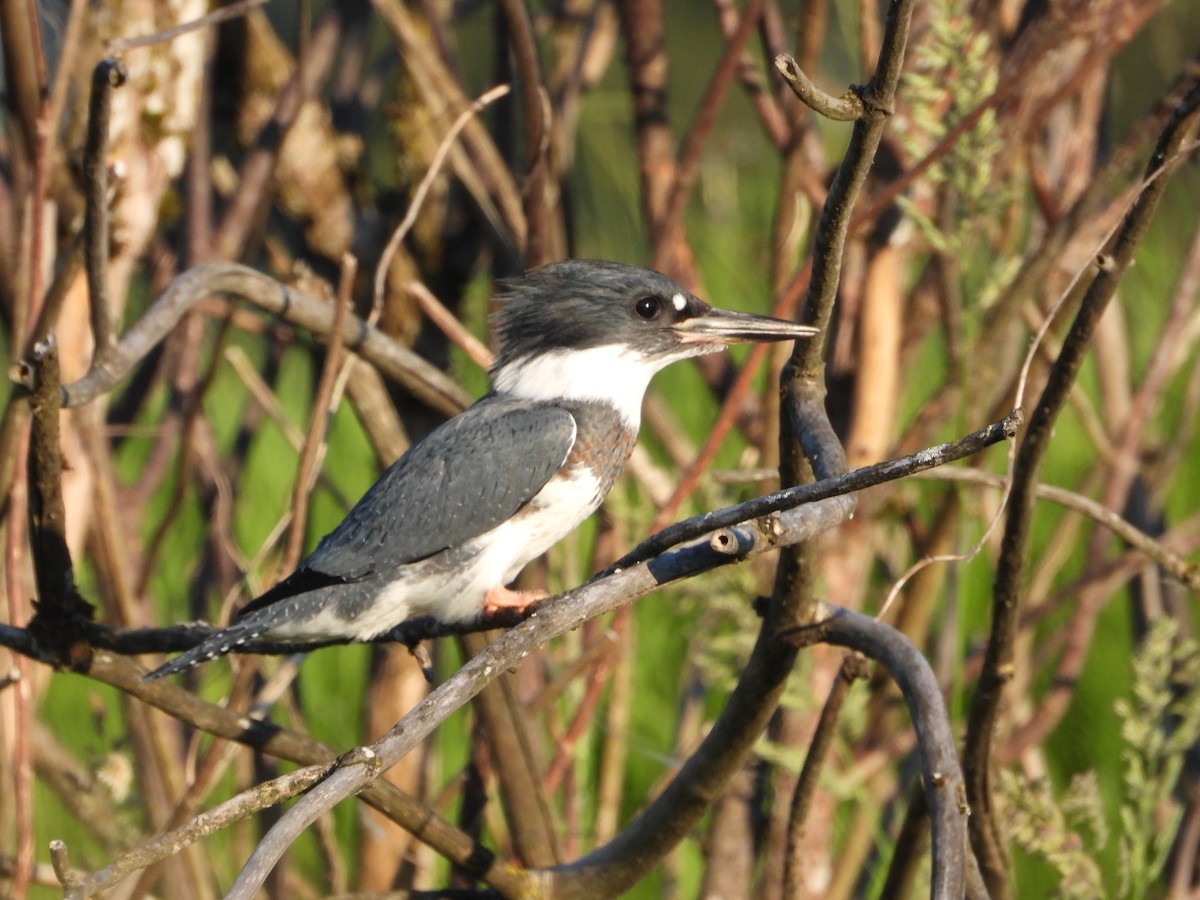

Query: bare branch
[
  {"left": 789, "top": 0, "right": 915, "bottom": 361},
  {"left": 218, "top": 406, "right": 1016, "bottom": 897},
  {"left": 105, "top": 0, "right": 269, "bottom": 53},
  {"left": 372, "top": 83, "right": 512, "bottom": 316},
  {"left": 223, "top": 496, "right": 859, "bottom": 898},
  {"left": 618, "top": 409, "right": 1021, "bottom": 571},
  {"left": 0, "top": 409, "right": 1018, "bottom": 664},
  {"left": 405, "top": 281, "right": 494, "bottom": 370},
  {"left": 774, "top": 54, "right": 865, "bottom": 121},
  {"left": 45, "top": 651, "right": 532, "bottom": 895},
  {"left": 784, "top": 606, "right": 971, "bottom": 900},
  {"left": 784, "top": 655, "right": 868, "bottom": 895},
  {"left": 282, "top": 255, "right": 357, "bottom": 571},
  {"left": 82, "top": 60, "right": 127, "bottom": 368},
  {"left": 498, "top": 0, "right": 557, "bottom": 264},
  {"left": 48, "top": 262, "right": 470, "bottom": 416},
  {"left": 22, "top": 337, "right": 95, "bottom": 660},
  {"left": 917, "top": 468, "right": 1200, "bottom": 594},
  {"left": 964, "top": 74, "right": 1200, "bottom": 895},
  {"left": 61, "top": 763, "right": 329, "bottom": 899}
]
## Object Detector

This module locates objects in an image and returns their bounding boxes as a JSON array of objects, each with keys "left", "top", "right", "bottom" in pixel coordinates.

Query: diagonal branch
[
  {"left": 224, "top": 502, "right": 856, "bottom": 899},
  {"left": 963, "top": 75, "right": 1200, "bottom": 896},
  {"left": 40, "top": 262, "right": 470, "bottom": 416},
  {"left": 0, "top": 410, "right": 1019, "bottom": 663},
  {"left": 216, "top": 407, "right": 1014, "bottom": 898},
  {"left": 617, "top": 410, "right": 1020, "bottom": 571},
  {"left": 47, "top": 651, "right": 533, "bottom": 897}
]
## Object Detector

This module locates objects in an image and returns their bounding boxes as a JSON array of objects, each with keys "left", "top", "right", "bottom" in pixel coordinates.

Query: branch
[
  {"left": 614, "top": 0, "right": 675, "bottom": 241},
  {"left": 44, "top": 651, "right": 532, "bottom": 897},
  {"left": 777, "top": 0, "right": 917, "bottom": 646},
  {"left": 498, "top": 0, "right": 556, "bottom": 264},
  {"left": 219, "top": 408, "right": 1016, "bottom": 897},
  {"left": 60, "top": 764, "right": 330, "bottom": 899},
  {"left": 223, "top": 495, "right": 859, "bottom": 899},
  {"left": 789, "top": 0, "right": 915, "bottom": 362},
  {"left": 963, "top": 74, "right": 1200, "bottom": 895},
  {"left": 372, "top": 84, "right": 512, "bottom": 316},
  {"left": 773, "top": 54, "right": 865, "bottom": 121},
  {"left": 0, "top": 410, "right": 1019, "bottom": 663},
  {"left": 282, "top": 255, "right": 356, "bottom": 570},
  {"left": 784, "top": 655, "right": 868, "bottom": 896},
  {"left": 918, "top": 468, "right": 1200, "bottom": 593},
  {"left": 82, "top": 59, "right": 127, "bottom": 368},
  {"left": 21, "top": 338, "right": 95, "bottom": 661},
  {"left": 617, "top": 410, "right": 1019, "bottom": 571},
  {"left": 784, "top": 606, "right": 971, "bottom": 900},
  {"left": 36, "top": 262, "right": 469, "bottom": 416}
]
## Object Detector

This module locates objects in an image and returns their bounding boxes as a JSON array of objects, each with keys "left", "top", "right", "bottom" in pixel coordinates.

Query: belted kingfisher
[{"left": 147, "top": 260, "right": 817, "bottom": 679}]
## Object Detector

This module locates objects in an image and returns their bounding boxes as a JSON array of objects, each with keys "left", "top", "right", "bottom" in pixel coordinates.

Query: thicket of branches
[{"left": 1, "top": 0, "right": 1199, "bottom": 898}]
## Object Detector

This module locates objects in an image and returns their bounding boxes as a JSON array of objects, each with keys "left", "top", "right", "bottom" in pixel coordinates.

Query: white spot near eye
[{"left": 672, "top": 292, "right": 687, "bottom": 311}]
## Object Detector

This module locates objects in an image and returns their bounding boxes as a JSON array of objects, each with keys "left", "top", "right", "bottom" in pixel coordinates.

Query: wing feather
[{"left": 239, "top": 398, "right": 576, "bottom": 616}]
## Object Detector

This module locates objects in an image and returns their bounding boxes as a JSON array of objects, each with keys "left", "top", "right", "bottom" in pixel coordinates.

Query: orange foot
[{"left": 483, "top": 585, "right": 549, "bottom": 617}]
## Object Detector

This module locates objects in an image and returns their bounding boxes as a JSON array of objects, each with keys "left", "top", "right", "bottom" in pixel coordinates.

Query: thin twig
[
  {"left": 42, "top": 0, "right": 88, "bottom": 179},
  {"left": 106, "top": 0, "right": 269, "bottom": 53},
  {"left": 783, "top": 654, "right": 868, "bottom": 895},
  {"left": 654, "top": 0, "right": 768, "bottom": 268},
  {"left": 372, "top": 83, "right": 512, "bottom": 316},
  {"left": 619, "top": 410, "right": 1021, "bottom": 573},
  {"left": 498, "top": 0, "right": 555, "bottom": 264},
  {"left": 713, "top": 0, "right": 791, "bottom": 148},
  {"left": 82, "top": 59, "right": 127, "bottom": 368},
  {"left": 405, "top": 281, "right": 494, "bottom": 370},
  {"left": 963, "top": 76, "right": 1200, "bottom": 896},
  {"left": 913, "top": 467, "right": 1200, "bottom": 593},
  {"left": 53, "top": 262, "right": 470, "bottom": 416},
  {"left": 4, "top": 411, "right": 33, "bottom": 900},
  {"left": 61, "top": 764, "right": 330, "bottom": 899},
  {"left": 283, "top": 254, "right": 357, "bottom": 570},
  {"left": 774, "top": 54, "right": 865, "bottom": 121}
]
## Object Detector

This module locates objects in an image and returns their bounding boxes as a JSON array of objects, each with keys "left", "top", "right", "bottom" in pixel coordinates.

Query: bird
[{"left": 146, "top": 260, "right": 818, "bottom": 679}]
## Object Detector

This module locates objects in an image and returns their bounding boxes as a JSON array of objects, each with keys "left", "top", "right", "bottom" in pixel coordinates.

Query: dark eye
[{"left": 635, "top": 295, "right": 663, "bottom": 320}]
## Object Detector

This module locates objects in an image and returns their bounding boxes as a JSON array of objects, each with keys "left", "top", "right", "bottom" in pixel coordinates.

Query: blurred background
[{"left": 2, "top": 0, "right": 1200, "bottom": 896}]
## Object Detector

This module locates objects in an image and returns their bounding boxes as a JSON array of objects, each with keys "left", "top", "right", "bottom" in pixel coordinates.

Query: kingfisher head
[{"left": 490, "top": 260, "right": 818, "bottom": 426}]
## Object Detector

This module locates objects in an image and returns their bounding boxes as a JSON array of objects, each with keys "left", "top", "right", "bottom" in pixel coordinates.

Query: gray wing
[{"left": 239, "top": 398, "right": 576, "bottom": 616}]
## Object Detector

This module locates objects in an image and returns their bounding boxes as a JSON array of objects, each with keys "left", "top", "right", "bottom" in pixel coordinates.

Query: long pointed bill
[{"left": 673, "top": 306, "right": 819, "bottom": 346}]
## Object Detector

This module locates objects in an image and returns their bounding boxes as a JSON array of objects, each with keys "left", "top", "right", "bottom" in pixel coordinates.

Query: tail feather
[{"left": 143, "top": 621, "right": 264, "bottom": 680}]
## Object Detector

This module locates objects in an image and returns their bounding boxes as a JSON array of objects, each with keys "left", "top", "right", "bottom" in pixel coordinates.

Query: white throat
[{"left": 491, "top": 344, "right": 669, "bottom": 428}]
